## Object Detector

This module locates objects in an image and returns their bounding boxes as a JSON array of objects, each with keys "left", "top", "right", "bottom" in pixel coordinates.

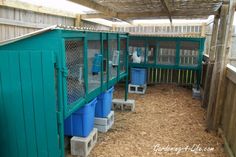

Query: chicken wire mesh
[
  {"left": 88, "top": 40, "right": 101, "bottom": 92},
  {"left": 158, "top": 41, "right": 176, "bottom": 65},
  {"left": 180, "top": 41, "right": 199, "bottom": 66},
  {"left": 65, "top": 40, "right": 85, "bottom": 104}
]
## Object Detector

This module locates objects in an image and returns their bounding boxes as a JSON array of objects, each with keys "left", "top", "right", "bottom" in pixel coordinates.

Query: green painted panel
[
  {"left": 9, "top": 52, "right": 29, "bottom": 157},
  {"left": 31, "top": 52, "right": 49, "bottom": 157},
  {"left": 19, "top": 52, "right": 38, "bottom": 157},
  {"left": 0, "top": 52, "right": 16, "bottom": 157},
  {"left": 0, "top": 50, "right": 60, "bottom": 157},
  {"left": 41, "top": 52, "right": 60, "bottom": 156}
]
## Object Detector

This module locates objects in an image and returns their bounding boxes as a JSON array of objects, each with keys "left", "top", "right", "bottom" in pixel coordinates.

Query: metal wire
[{"left": 65, "top": 40, "right": 85, "bottom": 104}]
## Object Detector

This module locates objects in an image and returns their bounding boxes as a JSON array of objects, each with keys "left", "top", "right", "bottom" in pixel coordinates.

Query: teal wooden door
[{"left": 0, "top": 50, "right": 60, "bottom": 157}]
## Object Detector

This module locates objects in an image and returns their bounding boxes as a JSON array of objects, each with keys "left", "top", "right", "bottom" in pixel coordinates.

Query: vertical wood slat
[
  {"left": 213, "top": 1, "right": 236, "bottom": 130},
  {"left": 220, "top": 64, "right": 236, "bottom": 156},
  {"left": 207, "top": 4, "right": 229, "bottom": 130},
  {"left": 19, "top": 52, "right": 38, "bottom": 157},
  {"left": 3, "top": 52, "right": 20, "bottom": 157},
  {"left": 226, "top": 83, "right": 236, "bottom": 146},
  {"left": 41, "top": 51, "right": 60, "bottom": 156},
  {"left": 0, "top": 6, "right": 75, "bottom": 42},
  {"left": 0, "top": 52, "right": 16, "bottom": 157},
  {"left": 146, "top": 68, "right": 196, "bottom": 86},
  {"left": 31, "top": 52, "right": 49, "bottom": 157}
]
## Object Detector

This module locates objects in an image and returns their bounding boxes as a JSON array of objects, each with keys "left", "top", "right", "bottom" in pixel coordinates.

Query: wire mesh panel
[
  {"left": 129, "top": 39, "right": 145, "bottom": 63},
  {"left": 157, "top": 41, "right": 176, "bottom": 65},
  {"left": 109, "top": 39, "right": 118, "bottom": 80},
  {"left": 180, "top": 41, "right": 199, "bottom": 66},
  {"left": 65, "top": 40, "right": 85, "bottom": 105},
  {"left": 88, "top": 40, "right": 101, "bottom": 92},
  {"left": 120, "top": 38, "right": 126, "bottom": 74},
  {"left": 147, "top": 40, "right": 156, "bottom": 64}
]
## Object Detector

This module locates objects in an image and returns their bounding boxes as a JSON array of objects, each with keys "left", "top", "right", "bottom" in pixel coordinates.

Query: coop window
[
  {"left": 179, "top": 41, "right": 199, "bottom": 66},
  {"left": 157, "top": 41, "right": 176, "bottom": 65},
  {"left": 88, "top": 40, "right": 101, "bottom": 93},
  {"left": 109, "top": 39, "right": 118, "bottom": 80},
  {"left": 65, "top": 39, "right": 85, "bottom": 105},
  {"left": 147, "top": 40, "right": 156, "bottom": 64},
  {"left": 129, "top": 39, "right": 145, "bottom": 63},
  {"left": 120, "top": 38, "right": 126, "bottom": 74}
]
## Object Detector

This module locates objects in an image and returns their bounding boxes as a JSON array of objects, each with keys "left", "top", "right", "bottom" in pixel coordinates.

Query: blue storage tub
[
  {"left": 64, "top": 98, "right": 97, "bottom": 137},
  {"left": 131, "top": 68, "right": 147, "bottom": 85},
  {"left": 95, "top": 86, "right": 114, "bottom": 118}
]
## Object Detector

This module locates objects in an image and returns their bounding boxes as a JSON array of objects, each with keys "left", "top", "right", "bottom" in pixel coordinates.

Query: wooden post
[
  {"left": 212, "top": 0, "right": 236, "bottom": 129},
  {"left": 112, "top": 24, "right": 116, "bottom": 31},
  {"left": 207, "top": 4, "right": 229, "bottom": 130},
  {"left": 202, "top": 15, "right": 220, "bottom": 108},
  {"left": 75, "top": 14, "right": 81, "bottom": 27},
  {"left": 201, "top": 23, "right": 206, "bottom": 37}
]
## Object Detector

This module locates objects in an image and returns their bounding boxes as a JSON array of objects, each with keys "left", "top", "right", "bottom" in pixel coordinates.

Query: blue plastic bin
[
  {"left": 131, "top": 68, "right": 147, "bottom": 85},
  {"left": 64, "top": 98, "right": 97, "bottom": 137},
  {"left": 95, "top": 86, "right": 114, "bottom": 118}
]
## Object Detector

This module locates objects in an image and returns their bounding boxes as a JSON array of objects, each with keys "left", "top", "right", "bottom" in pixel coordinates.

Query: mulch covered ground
[{"left": 89, "top": 84, "right": 225, "bottom": 157}]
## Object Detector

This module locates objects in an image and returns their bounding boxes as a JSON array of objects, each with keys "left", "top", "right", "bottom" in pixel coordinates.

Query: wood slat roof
[{"left": 72, "top": 0, "right": 225, "bottom": 21}]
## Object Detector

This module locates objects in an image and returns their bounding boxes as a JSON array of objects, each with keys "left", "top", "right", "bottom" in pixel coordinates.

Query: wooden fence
[
  {"left": 0, "top": 5, "right": 110, "bottom": 42},
  {"left": 115, "top": 24, "right": 204, "bottom": 36},
  {"left": 219, "top": 64, "right": 236, "bottom": 157}
]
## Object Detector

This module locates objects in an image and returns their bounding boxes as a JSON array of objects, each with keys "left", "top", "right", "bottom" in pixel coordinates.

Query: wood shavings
[{"left": 88, "top": 84, "right": 225, "bottom": 157}]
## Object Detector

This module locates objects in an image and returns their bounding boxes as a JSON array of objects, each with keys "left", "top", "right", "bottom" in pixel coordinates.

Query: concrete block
[
  {"left": 70, "top": 128, "right": 98, "bottom": 157},
  {"left": 94, "top": 111, "right": 114, "bottom": 126},
  {"left": 128, "top": 84, "right": 147, "bottom": 94},
  {"left": 112, "top": 99, "right": 135, "bottom": 112},
  {"left": 94, "top": 111, "right": 114, "bottom": 133}
]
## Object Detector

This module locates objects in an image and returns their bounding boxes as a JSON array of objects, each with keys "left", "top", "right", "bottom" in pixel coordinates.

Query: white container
[{"left": 112, "top": 50, "right": 120, "bottom": 66}]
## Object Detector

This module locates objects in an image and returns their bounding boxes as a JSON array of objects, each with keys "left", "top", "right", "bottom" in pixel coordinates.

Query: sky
[{"left": 18, "top": 0, "right": 236, "bottom": 26}]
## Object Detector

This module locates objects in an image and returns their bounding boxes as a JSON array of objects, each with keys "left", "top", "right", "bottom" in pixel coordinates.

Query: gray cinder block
[{"left": 70, "top": 128, "right": 98, "bottom": 157}]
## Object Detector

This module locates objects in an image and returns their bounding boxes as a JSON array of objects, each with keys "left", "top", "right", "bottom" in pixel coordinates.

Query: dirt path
[{"left": 89, "top": 84, "right": 225, "bottom": 157}]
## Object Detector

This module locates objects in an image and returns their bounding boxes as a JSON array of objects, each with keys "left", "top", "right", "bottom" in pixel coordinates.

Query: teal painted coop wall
[
  {"left": 0, "top": 28, "right": 204, "bottom": 157},
  {"left": 0, "top": 50, "right": 60, "bottom": 157},
  {"left": 128, "top": 35, "right": 205, "bottom": 87},
  {"left": 0, "top": 28, "right": 129, "bottom": 157}
]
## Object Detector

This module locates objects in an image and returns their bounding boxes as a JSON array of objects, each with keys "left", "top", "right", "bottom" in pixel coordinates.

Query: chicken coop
[
  {"left": 129, "top": 34, "right": 205, "bottom": 88},
  {"left": 1, "top": 0, "right": 236, "bottom": 157},
  {"left": 0, "top": 25, "right": 129, "bottom": 157}
]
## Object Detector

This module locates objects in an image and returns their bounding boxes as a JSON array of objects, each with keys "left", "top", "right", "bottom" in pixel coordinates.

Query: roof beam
[
  {"left": 70, "top": 0, "right": 134, "bottom": 24},
  {"left": 81, "top": 13, "right": 110, "bottom": 19},
  {"left": 117, "top": 11, "right": 214, "bottom": 20},
  {"left": 160, "top": 0, "right": 172, "bottom": 23},
  {"left": 69, "top": 0, "right": 117, "bottom": 17},
  {"left": 0, "top": 0, "right": 76, "bottom": 18}
]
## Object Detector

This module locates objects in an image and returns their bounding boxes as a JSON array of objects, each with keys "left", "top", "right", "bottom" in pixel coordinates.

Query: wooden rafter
[
  {"left": 0, "top": 0, "right": 76, "bottom": 18},
  {"left": 117, "top": 11, "right": 212, "bottom": 20},
  {"left": 160, "top": 0, "right": 172, "bottom": 23},
  {"left": 81, "top": 13, "right": 110, "bottom": 19},
  {"left": 69, "top": 0, "right": 117, "bottom": 17},
  {"left": 70, "top": 0, "right": 133, "bottom": 24}
]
